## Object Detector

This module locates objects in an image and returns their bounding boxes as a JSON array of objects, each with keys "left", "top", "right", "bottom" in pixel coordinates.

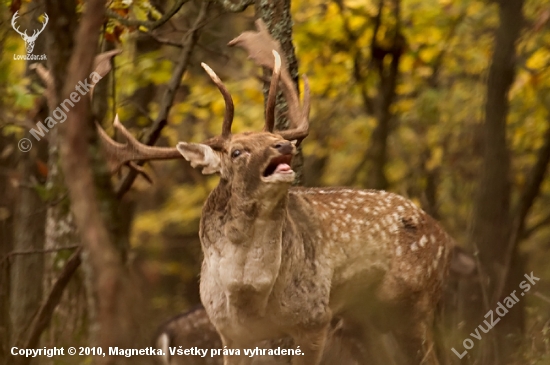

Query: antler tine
[
  {"left": 97, "top": 115, "right": 183, "bottom": 181},
  {"left": 228, "top": 19, "right": 310, "bottom": 144},
  {"left": 277, "top": 75, "right": 310, "bottom": 144},
  {"left": 264, "top": 50, "right": 281, "bottom": 133},
  {"left": 201, "top": 63, "right": 235, "bottom": 138}
]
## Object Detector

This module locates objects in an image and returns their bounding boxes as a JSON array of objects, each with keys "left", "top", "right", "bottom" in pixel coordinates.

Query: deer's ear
[{"left": 177, "top": 142, "right": 221, "bottom": 175}]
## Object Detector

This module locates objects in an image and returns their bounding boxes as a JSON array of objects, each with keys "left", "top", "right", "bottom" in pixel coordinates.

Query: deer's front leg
[
  {"left": 220, "top": 336, "right": 254, "bottom": 365},
  {"left": 292, "top": 324, "right": 330, "bottom": 365}
]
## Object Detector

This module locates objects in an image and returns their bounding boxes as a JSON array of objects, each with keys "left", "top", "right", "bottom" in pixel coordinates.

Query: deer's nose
[{"left": 273, "top": 141, "right": 293, "bottom": 155}]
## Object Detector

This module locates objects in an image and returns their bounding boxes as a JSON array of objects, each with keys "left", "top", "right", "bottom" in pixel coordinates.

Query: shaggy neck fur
[{"left": 202, "top": 178, "right": 290, "bottom": 316}]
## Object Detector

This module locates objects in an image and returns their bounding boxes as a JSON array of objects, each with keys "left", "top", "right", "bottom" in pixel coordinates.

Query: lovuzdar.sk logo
[{"left": 11, "top": 10, "right": 48, "bottom": 61}]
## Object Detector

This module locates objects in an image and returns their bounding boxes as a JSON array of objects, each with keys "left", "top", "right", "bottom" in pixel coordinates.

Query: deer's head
[
  {"left": 98, "top": 20, "right": 309, "bottom": 199},
  {"left": 176, "top": 58, "right": 309, "bottom": 200},
  {"left": 11, "top": 11, "right": 48, "bottom": 54}
]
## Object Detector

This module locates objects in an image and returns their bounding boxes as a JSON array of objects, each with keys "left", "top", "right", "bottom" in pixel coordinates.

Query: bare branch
[
  {"left": 523, "top": 212, "right": 550, "bottom": 239},
  {"left": 14, "top": 249, "right": 81, "bottom": 365},
  {"left": 2, "top": 245, "right": 78, "bottom": 262},
  {"left": 115, "top": 1, "right": 211, "bottom": 198},
  {"left": 494, "top": 115, "right": 550, "bottom": 301},
  {"left": 533, "top": 291, "right": 550, "bottom": 305},
  {"left": 215, "top": 0, "right": 254, "bottom": 12},
  {"left": 106, "top": 0, "right": 190, "bottom": 31}
]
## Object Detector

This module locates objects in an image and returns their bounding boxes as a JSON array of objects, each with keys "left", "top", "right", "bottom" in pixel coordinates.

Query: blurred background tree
[{"left": 1, "top": 0, "right": 550, "bottom": 364}]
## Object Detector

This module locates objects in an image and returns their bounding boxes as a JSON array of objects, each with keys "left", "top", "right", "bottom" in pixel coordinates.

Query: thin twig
[
  {"left": 149, "top": 33, "right": 184, "bottom": 48},
  {"left": 522, "top": 212, "right": 550, "bottom": 239},
  {"left": 494, "top": 115, "right": 550, "bottom": 302},
  {"left": 3, "top": 245, "right": 79, "bottom": 260},
  {"left": 215, "top": 0, "right": 254, "bottom": 12},
  {"left": 533, "top": 291, "right": 550, "bottom": 305},
  {"left": 106, "top": 0, "right": 189, "bottom": 30}
]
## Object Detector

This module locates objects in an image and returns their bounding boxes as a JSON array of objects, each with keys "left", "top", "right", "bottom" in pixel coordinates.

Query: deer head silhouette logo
[{"left": 11, "top": 11, "right": 48, "bottom": 54}]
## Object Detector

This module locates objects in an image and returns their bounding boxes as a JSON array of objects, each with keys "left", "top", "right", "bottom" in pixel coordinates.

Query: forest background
[{"left": 0, "top": 0, "right": 550, "bottom": 364}]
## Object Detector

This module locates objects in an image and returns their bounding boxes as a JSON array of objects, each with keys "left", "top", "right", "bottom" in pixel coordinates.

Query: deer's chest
[
  {"left": 199, "top": 215, "right": 282, "bottom": 315},
  {"left": 198, "top": 223, "right": 331, "bottom": 342}
]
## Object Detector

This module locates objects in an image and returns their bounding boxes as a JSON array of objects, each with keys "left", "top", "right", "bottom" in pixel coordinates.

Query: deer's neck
[{"left": 204, "top": 180, "right": 289, "bottom": 315}]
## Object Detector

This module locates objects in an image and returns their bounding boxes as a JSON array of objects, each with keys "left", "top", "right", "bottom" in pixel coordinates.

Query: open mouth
[{"left": 263, "top": 154, "right": 293, "bottom": 177}]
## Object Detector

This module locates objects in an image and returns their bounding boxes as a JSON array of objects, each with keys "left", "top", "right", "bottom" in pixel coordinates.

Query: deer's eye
[{"left": 231, "top": 149, "right": 242, "bottom": 159}]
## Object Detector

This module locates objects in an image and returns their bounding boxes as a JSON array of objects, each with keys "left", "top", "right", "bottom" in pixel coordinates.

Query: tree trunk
[
  {"left": 49, "top": 1, "right": 146, "bottom": 363},
  {"left": 469, "top": 0, "right": 524, "bottom": 362},
  {"left": 255, "top": 0, "right": 305, "bottom": 184},
  {"left": 10, "top": 131, "right": 47, "bottom": 349},
  {"left": 0, "top": 134, "right": 17, "bottom": 365},
  {"left": 41, "top": 0, "right": 84, "bottom": 352},
  {"left": 9, "top": 6, "right": 50, "bottom": 354}
]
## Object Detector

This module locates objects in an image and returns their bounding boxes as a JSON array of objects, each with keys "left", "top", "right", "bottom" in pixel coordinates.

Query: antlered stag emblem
[{"left": 11, "top": 11, "right": 48, "bottom": 54}]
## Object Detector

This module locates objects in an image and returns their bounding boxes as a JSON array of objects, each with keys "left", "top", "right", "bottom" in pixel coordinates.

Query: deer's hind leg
[
  {"left": 390, "top": 301, "right": 439, "bottom": 365},
  {"left": 393, "top": 318, "right": 438, "bottom": 365}
]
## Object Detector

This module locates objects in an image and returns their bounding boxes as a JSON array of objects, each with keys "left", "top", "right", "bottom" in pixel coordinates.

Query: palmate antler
[
  {"left": 229, "top": 19, "right": 310, "bottom": 144},
  {"left": 96, "top": 19, "right": 310, "bottom": 179},
  {"left": 96, "top": 63, "right": 236, "bottom": 180},
  {"left": 96, "top": 116, "right": 182, "bottom": 182}
]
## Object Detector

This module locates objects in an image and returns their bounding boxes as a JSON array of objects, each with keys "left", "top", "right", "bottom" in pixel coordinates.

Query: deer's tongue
[{"left": 275, "top": 163, "right": 292, "bottom": 173}]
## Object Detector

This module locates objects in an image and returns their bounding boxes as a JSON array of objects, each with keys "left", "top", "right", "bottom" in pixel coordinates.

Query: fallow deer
[
  {"left": 99, "top": 20, "right": 452, "bottom": 365},
  {"left": 155, "top": 306, "right": 368, "bottom": 365}
]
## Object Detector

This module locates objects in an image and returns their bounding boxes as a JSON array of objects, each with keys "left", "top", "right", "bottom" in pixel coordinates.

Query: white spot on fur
[
  {"left": 419, "top": 235, "right": 428, "bottom": 247},
  {"left": 396, "top": 246, "right": 402, "bottom": 256},
  {"left": 436, "top": 246, "right": 443, "bottom": 261},
  {"left": 411, "top": 242, "right": 418, "bottom": 251}
]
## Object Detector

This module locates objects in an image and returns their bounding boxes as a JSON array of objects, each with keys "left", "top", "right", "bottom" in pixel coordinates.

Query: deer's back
[{"left": 288, "top": 187, "right": 452, "bottom": 313}]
